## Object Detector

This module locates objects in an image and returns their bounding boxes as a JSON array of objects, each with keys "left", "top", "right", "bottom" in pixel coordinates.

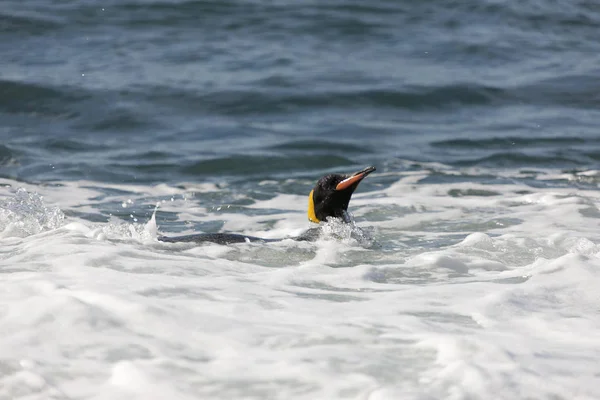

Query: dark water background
[{"left": 2, "top": 0, "right": 600, "bottom": 186}]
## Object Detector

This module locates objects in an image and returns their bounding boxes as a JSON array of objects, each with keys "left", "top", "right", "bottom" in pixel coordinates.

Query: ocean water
[{"left": 1, "top": 0, "right": 600, "bottom": 399}]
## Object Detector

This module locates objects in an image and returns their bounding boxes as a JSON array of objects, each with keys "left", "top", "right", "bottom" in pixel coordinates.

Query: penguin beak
[{"left": 335, "top": 166, "right": 376, "bottom": 191}]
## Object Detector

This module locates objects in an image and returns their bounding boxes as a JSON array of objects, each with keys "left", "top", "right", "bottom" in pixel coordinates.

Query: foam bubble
[
  {"left": 0, "top": 188, "right": 65, "bottom": 238},
  {"left": 1, "top": 170, "right": 599, "bottom": 399}
]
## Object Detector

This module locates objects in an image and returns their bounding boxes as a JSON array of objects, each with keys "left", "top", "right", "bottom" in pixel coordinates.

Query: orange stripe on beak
[{"left": 335, "top": 166, "right": 376, "bottom": 191}]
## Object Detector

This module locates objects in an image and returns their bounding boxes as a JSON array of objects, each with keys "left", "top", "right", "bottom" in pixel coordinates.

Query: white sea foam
[{"left": 0, "top": 171, "right": 599, "bottom": 399}]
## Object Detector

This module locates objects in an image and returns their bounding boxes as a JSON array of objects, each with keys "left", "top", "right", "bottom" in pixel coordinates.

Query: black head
[{"left": 308, "top": 166, "right": 376, "bottom": 223}]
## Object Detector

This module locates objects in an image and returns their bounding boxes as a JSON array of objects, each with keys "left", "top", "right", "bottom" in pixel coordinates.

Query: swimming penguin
[{"left": 158, "top": 166, "right": 376, "bottom": 244}]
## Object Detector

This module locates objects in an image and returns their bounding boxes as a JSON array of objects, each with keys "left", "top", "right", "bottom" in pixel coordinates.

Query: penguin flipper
[
  {"left": 158, "top": 232, "right": 273, "bottom": 245},
  {"left": 158, "top": 228, "right": 322, "bottom": 245}
]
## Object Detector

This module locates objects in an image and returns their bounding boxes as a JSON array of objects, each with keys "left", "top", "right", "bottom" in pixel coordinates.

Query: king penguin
[{"left": 158, "top": 166, "right": 376, "bottom": 244}]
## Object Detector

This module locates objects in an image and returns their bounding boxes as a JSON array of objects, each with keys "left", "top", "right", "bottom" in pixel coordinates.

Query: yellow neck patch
[{"left": 307, "top": 189, "right": 320, "bottom": 223}]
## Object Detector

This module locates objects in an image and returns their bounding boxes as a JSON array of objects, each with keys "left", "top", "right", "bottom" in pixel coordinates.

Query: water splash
[
  {"left": 82, "top": 203, "right": 160, "bottom": 243},
  {"left": 319, "top": 215, "right": 376, "bottom": 247},
  {"left": 0, "top": 188, "right": 65, "bottom": 238},
  {"left": 144, "top": 202, "right": 159, "bottom": 238}
]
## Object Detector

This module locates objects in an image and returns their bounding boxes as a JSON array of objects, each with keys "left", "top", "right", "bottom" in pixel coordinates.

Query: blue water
[
  {"left": 1, "top": 1, "right": 600, "bottom": 399},
  {"left": 3, "top": 0, "right": 600, "bottom": 185}
]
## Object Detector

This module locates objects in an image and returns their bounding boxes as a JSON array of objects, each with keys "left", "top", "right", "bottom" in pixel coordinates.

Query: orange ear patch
[{"left": 307, "top": 189, "right": 320, "bottom": 223}]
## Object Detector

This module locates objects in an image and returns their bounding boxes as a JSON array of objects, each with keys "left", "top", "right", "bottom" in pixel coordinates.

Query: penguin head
[{"left": 307, "top": 166, "right": 376, "bottom": 223}]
